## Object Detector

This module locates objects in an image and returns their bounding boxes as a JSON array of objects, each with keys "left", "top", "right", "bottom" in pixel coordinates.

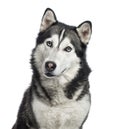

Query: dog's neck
[
  {"left": 33, "top": 75, "right": 88, "bottom": 106},
  {"left": 33, "top": 76, "right": 69, "bottom": 105},
  {"left": 41, "top": 78, "right": 68, "bottom": 105}
]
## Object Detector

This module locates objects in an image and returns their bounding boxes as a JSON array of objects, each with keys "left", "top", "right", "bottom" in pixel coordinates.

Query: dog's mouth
[
  {"left": 45, "top": 72, "right": 55, "bottom": 77},
  {"left": 44, "top": 69, "right": 66, "bottom": 78}
]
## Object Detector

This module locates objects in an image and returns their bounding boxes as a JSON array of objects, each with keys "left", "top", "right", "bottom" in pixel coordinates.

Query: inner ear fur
[
  {"left": 76, "top": 21, "right": 92, "bottom": 45},
  {"left": 40, "top": 8, "right": 57, "bottom": 32}
]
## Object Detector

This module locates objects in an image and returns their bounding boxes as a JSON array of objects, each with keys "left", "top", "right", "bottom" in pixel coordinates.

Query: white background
[{"left": 0, "top": 0, "right": 120, "bottom": 129}]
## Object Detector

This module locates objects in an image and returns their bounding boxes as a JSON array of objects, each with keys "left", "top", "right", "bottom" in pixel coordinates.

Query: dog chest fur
[{"left": 32, "top": 94, "right": 90, "bottom": 129}]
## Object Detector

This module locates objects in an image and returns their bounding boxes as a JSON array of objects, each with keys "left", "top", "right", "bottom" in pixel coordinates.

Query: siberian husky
[{"left": 12, "top": 8, "right": 92, "bottom": 129}]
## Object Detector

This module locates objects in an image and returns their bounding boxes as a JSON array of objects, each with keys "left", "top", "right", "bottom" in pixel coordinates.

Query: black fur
[{"left": 12, "top": 87, "right": 39, "bottom": 129}]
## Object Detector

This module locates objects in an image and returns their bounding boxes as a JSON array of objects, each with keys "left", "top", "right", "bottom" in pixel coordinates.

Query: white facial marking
[
  {"left": 45, "top": 34, "right": 59, "bottom": 47},
  {"left": 34, "top": 34, "right": 80, "bottom": 85},
  {"left": 60, "top": 29, "right": 65, "bottom": 42}
]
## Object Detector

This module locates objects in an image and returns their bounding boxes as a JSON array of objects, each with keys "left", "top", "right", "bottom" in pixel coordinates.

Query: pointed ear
[
  {"left": 76, "top": 21, "right": 92, "bottom": 45},
  {"left": 40, "top": 8, "right": 57, "bottom": 32}
]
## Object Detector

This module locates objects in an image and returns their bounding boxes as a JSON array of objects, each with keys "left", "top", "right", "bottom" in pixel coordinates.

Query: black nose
[{"left": 45, "top": 61, "right": 56, "bottom": 72}]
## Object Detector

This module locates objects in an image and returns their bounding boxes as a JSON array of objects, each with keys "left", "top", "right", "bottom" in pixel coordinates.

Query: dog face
[{"left": 32, "top": 8, "right": 92, "bottom": 81}]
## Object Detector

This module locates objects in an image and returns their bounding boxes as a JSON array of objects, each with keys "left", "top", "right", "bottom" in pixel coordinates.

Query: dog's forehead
[
  {"left": 50, "top": 25, "right": 81, "bottom": 49},
  {"left": 50, "top": 24, "right": 79, "bottom": 40}
]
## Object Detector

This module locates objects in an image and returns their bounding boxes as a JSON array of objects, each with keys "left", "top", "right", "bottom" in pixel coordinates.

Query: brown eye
[
  {"left": 46, "top": 41, "right": 53, "bottom": 47},
  {"left": 64, "top": 46, "right": 72, "bottom": 52}
]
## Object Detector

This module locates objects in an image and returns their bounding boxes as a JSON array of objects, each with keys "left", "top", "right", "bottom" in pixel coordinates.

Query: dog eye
[
  {"left": 64, "top": 46, "right": 72, "bottom": 52},
  {"left": 46, "top": 41, "right": 53, "bottom": 47}
]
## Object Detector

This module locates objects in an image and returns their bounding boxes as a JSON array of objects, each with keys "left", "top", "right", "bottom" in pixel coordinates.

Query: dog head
[{"left": 32, "top": 8, "right": 92, "bottom": 82}]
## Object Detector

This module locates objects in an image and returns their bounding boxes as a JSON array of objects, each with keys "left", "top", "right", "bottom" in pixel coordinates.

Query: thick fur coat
[{"left": 12, "top": 8, "right": 92, "bottom": 129}]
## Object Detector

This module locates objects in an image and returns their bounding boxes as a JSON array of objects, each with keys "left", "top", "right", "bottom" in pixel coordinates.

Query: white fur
[
  {"left": 34, "top": 34, "right": 80, "bottom": 84},
  {"left": 32, "top": 32, "right": 90, "bottom": 129},
  {"left": 60, "top": 29, "right": 65, "bottom": 41},
  {"left": 32, "top": 93, "right": 90, "bottom": 129}
]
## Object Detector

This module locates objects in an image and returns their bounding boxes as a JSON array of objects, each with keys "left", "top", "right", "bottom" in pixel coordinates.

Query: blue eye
[
  {"left": 64, "top": 46, "right": 72, "bottom": 52},
  {"left": 46, "top": 41, "right": 53, "bottom": 47}
]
